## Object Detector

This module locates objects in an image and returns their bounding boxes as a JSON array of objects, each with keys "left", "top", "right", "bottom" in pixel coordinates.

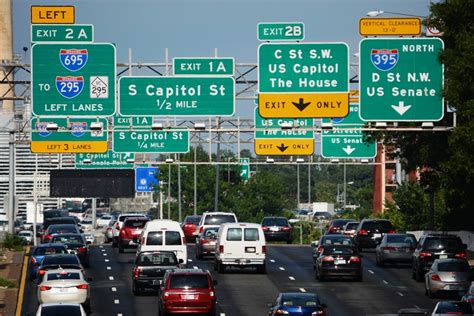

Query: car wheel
[
  {"left": 217, "top": 261, "right": 225, "bottom": 274},
  {"left": 118, "top": 243, "right": 124, "bottom": 253},
  {"left": 355, "top": 274, "right": 363, "bottom": 282},
  {"left": 257, "top": 264, "right": 266, "bottom": 274},
  {"left": 415, "top": 267, "right": 423, "bottom": 282},
  {"left": 132, "top": 282, "right": 141, "bottom": 296}
]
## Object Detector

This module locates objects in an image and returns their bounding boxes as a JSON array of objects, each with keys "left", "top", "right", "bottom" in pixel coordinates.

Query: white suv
[{"left": 197, "top": 212, "right": 238, "bottom": 235}]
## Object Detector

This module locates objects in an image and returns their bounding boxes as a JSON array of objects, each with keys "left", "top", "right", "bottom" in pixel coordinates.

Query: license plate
[
  {"left": 245, "top": 247, "right": 256, "bottom": 253},
  {"left": 183, "top": 294, "right": 195, "bottom": 300},
  {"left": 373, "top": 233, "right": 382, "bottom": 238},
  {"left": 439, "top": 254, "right": 448, "bottom": 259},
  {"left": 270, "top": 227, "right": 279, "bottom": 232},
  {"left": 68, "top": 250, "right": 77, "bottom": 254},
  {"left": 448, "top": 285, "right": 462, "bottom": 290},
  {"left": 335, "top": 259, "right": 346, "bottom": 265},
  {"left": 59, "top": 288, "right": 69, "bottom": 293}
]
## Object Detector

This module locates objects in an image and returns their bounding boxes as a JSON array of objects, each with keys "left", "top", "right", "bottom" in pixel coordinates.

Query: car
[
  {"left": 181, "top": 215, "right": 202, "bottom": 243},
  {"left": 425, "top": 259, "right": 472, "bottom": 298},
  {"left": 312, "top": 234, "right": 354, "bottom": 268},
  {"left": 326, "top": 218, "right": 356, "bottom": 234},
  {"left": 342, "top": 221, "right": 360, "bottom": 237},
  {"left": 412, "top": 234, "right": 467, "bottom": 282},
  {"left": 375, "top": 233, "right": 417, "bottom": 266},
  {"left": 195, "top": 226, "right": 219, "bottom": 259},
  {"left": 36, "top": 303, "right": 87, "bottom": 316},
  {"left": 314, "top": 245, "right": 362, "bottom": 281},
  {"left": 104, "top": 221, "right": 115, "bottom": 243},
  {"left": 461, "top": 282, "right": 474, "bottom": 309},
  {"left": 132, "top": 251, "right": 182, "bottom": 295},
  {"left": 28, "top": 244, "right": 68, "bottom": 281},
  {"left": 112, "top": 213, "right": 148, "bottom": 247},
  {"left": 96, "top": 214, "right": 114, "bottom": 228},
  {"left": 36, "top": 254, "right": 83, "bottom": 282},
  {"left": 431, "top": 301, "right": 473, "bottom": 315},
  {"left": 37, "top": 269, "right": 90, "bottom": 309},
  {"left": 118, "top": 217, "right": 149, "bottom": 253},
  {"left": 18, "top": 230, "right": 34, "bottom": 244},
  {"left": 84, "top": 233, "right": 94, "bottom": 245},
  {"left": 268, "top": 292, "right": 327, "bottom": 316},
  {"left": 353, "top": 219, "right": 395, "bottom": 252},
  {"left": 42, "top": 224, "right": 81, "bottom": 243},
  {"left": 313, "top": 212, "right": 332, "bottom": 223},
  {"left": 261, "top": 216, "right": 292, "bottom": 243},
  {"left": 43, "top": 216, "right": 79, "bottom": 231},
  {"left": 50, "top": 234, "right": 90, "bottom": 267},
  {"left": 197, "top": 211, "right": 238, "bottom": 235},
  {"left": 80, "top": 219, "right": 94, "bottom": 231},
  {"left": 159, "top": 269, "right": 217, "bottom": 316}
]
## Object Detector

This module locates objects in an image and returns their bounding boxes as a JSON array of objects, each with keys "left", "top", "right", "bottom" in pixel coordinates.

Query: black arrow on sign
[
  {"left": 277, "top": 143, "right": 289, "bottom": 152},
  {"left": 292, "top": 98, "right": 311, "bottom": 111}
]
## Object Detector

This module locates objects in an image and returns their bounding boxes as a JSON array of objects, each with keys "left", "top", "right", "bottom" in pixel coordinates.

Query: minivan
[
  {"left": 138, "top": 220, "right": 187, "bottom": 264},
  {"left": 214, "top": 222, "right": 266, "bottom": 274}
]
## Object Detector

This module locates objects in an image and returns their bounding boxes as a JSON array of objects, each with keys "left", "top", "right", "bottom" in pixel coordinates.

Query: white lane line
[
  {"left": 279, "top": 267, "right": 285, "bottom": 271},
  {"left": 219, "top": 314, "right": 225, "bottom": 316},
  {"left": 414, "top": 305, "right": 420, "bottom": 309},
  {"left": 109, "top": 276, "right": 114, "bottom": 281},
  {"left": 103, "top": 253, "right": 107, "bottom": 256},
  {"left": 397, "top": 292, "right": 404, "bottom": 297},
  {"left": 368, "top": 269, "right": 374, "bottom": 274},
  {"left": 289, "top": 276, "right": 295, "bottom": 281},
  {"left": 188, "top": 259, "right": 193, "bottom": 262},
  {"left": 299, "top": 288, "right": 306, "bottom": 293},
  {"left": 105, "top": 259, "right": 109, "bottom": 262},
  {"left": 101, "top": 249, "right": 106, "bottom": 252},
  {"left": 99, "top": 245, "right": 103, "bottom": 248},
  {"left": 111, "top": 287, "right": 117, "bottom": 292},
  {"left": 114, "top": 299, "right": 120, "bottom": 304},
  {"left": 382, "top": 280, "right": 389, "bottom": 285},
  {"left": 270, "top": 259, "right": 275, "bottom": 263},
  {"left": 193, "top": 266, "right": 199, "bottom": 269},
  {"left": 107, "top": 266, "right": 111, "bottom": 270},
  {"left": 117, "top": 314, "right": 123, "bottom": 316}
]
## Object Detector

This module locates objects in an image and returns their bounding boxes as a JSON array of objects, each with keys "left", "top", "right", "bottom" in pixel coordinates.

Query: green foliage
[
  {"left": 1, "top": 233, "right": 24, "bottom": 251},
  {"left": 0, "top": 277, "right": 16, "bottom": 288},
  {"left": 290, "top": 221, "right": 323, "bottom": 244}
]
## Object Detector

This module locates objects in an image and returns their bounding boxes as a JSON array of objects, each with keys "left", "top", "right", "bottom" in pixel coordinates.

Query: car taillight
[
  {"left": 262, "top": 226, "right": 269, "bottom": 231},
  {"left": 282, "top": 226, "right": 291, "bottom": 232},
  {"left": 76, "top": 284, "right": 89, "bottom": 290},
  {"left": 317, "top": 246, "right": 324, "bottom": 253},
  {"left": 39, "top": 286, "right": 51, "bottom": 291},
  {"left": 163, "top": 290, "right": 170, "bottom": 298},
  {"left": 350, "top": 256, "right": 361, "bottom": 263},
  {"left": 262, "top": 245, "right": 266, "bottom": 254},
  {"left": 329, "top": 226, "right": 338, "bottom": 233},
  {"left": 199, "top": 226, "right": 204, "bottom": 233},
  {"left": 39, "top": 269, "right": 46, "bottom": 276},
  {"left": 133, "top": 267, "right": 142, "bottom": 279},
  {"left": 358, "top": 229, "right": 368, "bottom": 236},
  {"left": 383, "top": 246, "right": 396, "bottom": 251},
  {"left": 388, "top": 229, "right": 396, "bottom": 233},
  {"left": 430, "top": 274, "right": 441, "bottom": 281},
  {"left": 120, "top": 229, "right": 127, "bottom": 237},
  {"left": 419, "top": 252, "right": 433, "bottom": 259},
  {"left": 115, "top": 223, "right": 120, "bottom": 229},
  {"left": 78, "top": 247, "right": 87, "bottom": 253},
  {"left": 219, "top": 245, "right": 224, "bottom": 253},
  {"left": 30, "top": 257, "right": 36, "bottom": 265},
  {"left": 322, "top": 256, "right": 334, "bottom": 262},
  {"left": 468, "top": 298, "right": 474, "bottom": 303},
  {"left": 454, "top": 252, "right": 466, "bottom": 259}
]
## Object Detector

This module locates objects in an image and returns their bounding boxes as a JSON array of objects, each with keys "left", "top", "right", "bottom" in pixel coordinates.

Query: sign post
[{"left": 359, "top": 38, "right": 444, "bottom": 121}]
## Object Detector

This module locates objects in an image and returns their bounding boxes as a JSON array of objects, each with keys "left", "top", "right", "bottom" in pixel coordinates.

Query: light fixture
[
  {"left": 366, "top": 10, "right": 384, "bottom": 17},
  {"left": 90, "top": 122, "right": 103, "bottom": 131},
  {"left": 151, "top": 122, "right": 164, "bottom": 130},
  {"left": 421, "top": 122, "right": 434, "bottom": 129},
  {"left": 165, "top": 158, "right": 174, "bottom": 164},
  {"left": 365, "top": 10, "right": 421, "bottom": 18},
  {"left": 321, "top": 122, "right": 333, "bottom": 130},
  {"left": 330, "top": 159, "right": 340, "bottom": 164},
  {"left": 375, "top": 122, "right": 388, "bottom": 129},
  {"left": 280, "top": 122, "right": 293, "bottom": 130},
  {"left": 46, "top": 123, "right": 59, "bottom": 131},
  {"left": 82, "top": 158, "right": 92, "bottom": 164},
  {"left": 296, "top": 158, "right": 304, "bottom": 163},
  {"left": 194, "top": 123, "right": 206, "bottom": 130},
  {"left": 266, "top": 157, "right": 275, "bottom": 164}
]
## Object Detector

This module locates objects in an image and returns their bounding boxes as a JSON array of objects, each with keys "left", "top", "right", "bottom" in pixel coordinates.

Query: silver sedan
[
  {"left": 425, "top": 259, "right": 472, "bottom": 298},
  {"left": 375, "top": 233, "right": 417, "bottom": 266}
]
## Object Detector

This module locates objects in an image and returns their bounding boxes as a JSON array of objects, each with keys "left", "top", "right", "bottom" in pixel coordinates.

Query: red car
[
  {"left": 118, "top": 217, "right": 149, "bottom": 253},
  {"left": 159, "top": 269, "right": 217, "bottom": 315},
  {"left": 181, "top": 215, "right": 202, "bottom": 242},
  {"left": 326, "top": 219, "right": 356, "bottom": 234}
]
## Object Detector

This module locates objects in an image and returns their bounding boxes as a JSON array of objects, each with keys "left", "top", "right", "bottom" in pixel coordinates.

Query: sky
[{"left": 12, "top": 0, "right": 434, "bottom": 136}]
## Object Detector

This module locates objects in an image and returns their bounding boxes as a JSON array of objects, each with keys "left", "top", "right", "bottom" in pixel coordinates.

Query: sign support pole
[
  {"left": 92, "top": 198, "right": 96, "bottom": 230},
  {"left": 8, "top": 131, "right": 15, "bottom": 234},
  {"left": 194, "top": 147, "right": 197, "bottom": 216},
  {"left": 177, "top": 154, "right": 182, "bottom": 222}
]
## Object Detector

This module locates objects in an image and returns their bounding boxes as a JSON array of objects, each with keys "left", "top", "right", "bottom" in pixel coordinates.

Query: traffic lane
[
  {"left": 188, "top": 244, "right": 280, "bottom": 316},
  {"left": 22, "top": 254, "right": 38, "bottom": 316}
]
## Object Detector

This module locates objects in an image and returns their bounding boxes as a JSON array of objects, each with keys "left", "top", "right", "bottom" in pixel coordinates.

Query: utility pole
[
  {"left": 343, "top": 160, "right": 347, "bottom": 210},
  {"left": 8, "top": 131, "right": 15, "bottom": 234},
  {"left": 214, "top": 117, "right": 220, "bottom": 212},
  {"left": 308, "top": 164, "right": 311, "bottom": 203},
  {"left": 167, "top": 163, "right": 171, "bottom": 219},
  {"left": 296, "top": 164, "right": 300, "bottom": 206},
  {"left": 177, "top": 154, "right": 182, "bottom": 222},
  {"left": 194, "top": 147, "right": 197, "bottom": 216}
]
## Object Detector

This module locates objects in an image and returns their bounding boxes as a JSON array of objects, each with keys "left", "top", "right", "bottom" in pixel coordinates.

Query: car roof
[
  {"left": 169, "top": 268, "right": 210, "bottom": 275},
  {"left": 280, "top": 292, "right": 319, "bottom": 299},
  {"left": 48, "top": 224, "right": 78, "bottom": 228},
  {"left": 124, "top": 217, "right": 149, "bottom": 222},
  {"left": 42, "top": 254, "right": 79, "bottom": 259},
  {"left": 35, "top": 243, "right": 67, "bottom": 248},
  {"left": 202, "top": 211, "right": 236, "bottom": 216},
  {"left": 44, "top": 268, "right": 83, "bottom": 275},
  {"left": 322, "top": 234, "right": 352, "bottom": 239},
  {"left": 137, "top": 250, "right": 177, "bottom": 256},
  {"left": 221, "top": 222, "right": 260, "bottom": 228}
]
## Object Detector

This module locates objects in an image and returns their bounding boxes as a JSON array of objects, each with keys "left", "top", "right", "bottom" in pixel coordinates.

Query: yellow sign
[
  {"left": 31, "top": 6, "right": 75, "bottom": 24},
  {"left": 359, "top": 18, "right": 422, "bottom": 36},
  {"left": 255, "top": 139, "right": 314, "bottom": 156},
  {"left": 31, "top": 141, "right": 107, "bottom": 154},
  {"left": 258, "top": 93, "right": 349, "bottom": 118},
  {"left": 350, "top": 89, "right": 359, "bottom": 103}
]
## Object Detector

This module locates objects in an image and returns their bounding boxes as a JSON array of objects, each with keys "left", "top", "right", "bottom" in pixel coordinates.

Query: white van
[
  {"left": 138, "top": 220, "right": 188, "bottom": 264},
  {"left": 214, "top": 222, "right": 266, "bottom": 274}
]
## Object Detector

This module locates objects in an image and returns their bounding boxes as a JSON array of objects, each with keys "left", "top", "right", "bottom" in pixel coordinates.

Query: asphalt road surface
[{"left": 22, "top": 240, "right": 445, "bottom": 316}]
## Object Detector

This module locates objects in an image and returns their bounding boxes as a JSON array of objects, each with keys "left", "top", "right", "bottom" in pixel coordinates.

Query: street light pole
[
  {"left": 297, "top": 164, "right": 300, "bottom": 206},
  {"left": 167, "top": 163, "right": 171, "bottom": 219},
  {"left": 194, "top": 147, "right": 197, "bottom": 216},
  {"left": 308, "top": 163, "right": 311, "bottom": 203},
  {"left": 366, "top": 10, "right": 422, "bottom": 17},
  {"left": 343, "top": 160, "right": 347, "bottom": 210},
  {"left": 177, "top": 154, "right": 182, "bottom": 222}
]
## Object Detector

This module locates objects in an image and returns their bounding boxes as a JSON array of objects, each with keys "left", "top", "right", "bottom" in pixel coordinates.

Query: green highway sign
[
  {"left": 254, "top": 107, "right": 313, "bottom": 139},
  {"left": 119, "top": 76, "right": 234, "bottom": 116},
  {"left": 258, "top": 42, "right": 349, "bottom": 93},
  {"left": 359, "top": 38, "right": 444, "bottom": 121},
  {"left": 113, "top": 129, "right": 190, "bottom": 153},
  {"left": 76, "top": 151, "right": 135, "bottom": 169},
  {"left": 257, "top": 22, "right": 305, "bottom": 41},
  {"left": 32, "top": 43, "right": 116, "bottom": 117},
  {"left": 113, "top": 115, "right": 153, "bottom": 128},
  {"left": 321, "top": 104, "right": 376, "bottom": 159},
  {"left": 174, "top": 57, "right": 234, "bottom": 76},
  {"left": 31, "top": 24, "right": 94, "bottom": 43},
  {"left": 239, "top": 158, "right": 250, "bottom": 181}
]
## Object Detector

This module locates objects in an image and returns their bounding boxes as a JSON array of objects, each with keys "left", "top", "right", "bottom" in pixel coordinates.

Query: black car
[
  {"left": 28, "top": 243, "right": 68, "bottom": 281},
  {"left": 412, "top": 234, "right": 467, "bottom": 282},
  {"left": 50, "top": 233, "right": 90, "bottom": 267},
  {"left": 36, "top": 254, "right": 83, "bottom": 281},
  {"left": 314, "top": 245, "right": 362, "bottom": 281},
  {"left": 261, "top": 217, "right": 292, "bottom": 243},
  {"left": 43, "top": 216, "right": 80, "bottom": 230},
  {"left": 312, "top": 234, "right": 354, "bottom": 268},
  {"left": 132, "top": 251, "right": 182, "bottom": 295},
  {"left": 42, "top": 224, "right": 81, "bottom": 243},
  {"left": 353, "top": 219, "right": 395, "bottom": 252}
]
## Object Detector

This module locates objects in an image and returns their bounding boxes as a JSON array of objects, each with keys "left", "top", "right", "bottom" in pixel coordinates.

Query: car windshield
[
  {"left": 49, "top": 226, "right": 77, "bottom": 234},
  {"left": 281, "top": 294, "right": 320, "bottom": 307},
  {"left": 185, "top": 216, "right": 201, "bottom": 224},
  {"left": 435, "top": 302, "right": 473, "bottom": 313},
  {"left": 323, "top": 247, "right": 356, "bottom": 255},
  {"left": 137, "top": 252, "right": 178, "bottom": 266},
  {"left": 19, "top": 232, "right": 32, "bottom": 236},
  {"left": 345, "top": 223, "right": 359, "bottom": 230},
  {"left": 82, "top": 220, "right": 92, "bottom": 224},
  {"left": 124, "top": 220, "right": 148, "bottom": 228},
  {"left": 262, "top": 218, "right": 288, "bottom": 226},
  {"left": 41, "top": 305, "right": 82, "bottom": 316},
  {"left": 52, "top": 235, "right": 84, "bottom": 244},
  {"left": 42, "top": 256, "right": 79, "bottom": 265},
  {"left": 323, "top": 236, "right": 353, "bottom": 246},
  {"left": 424, "top": 238, "right": 462, "bottom": 250},
  {"left": 362, "top": 221, "right": 392, "bottom": 230},
  {"left": 204, "top": 214, "right": 236, "bottom": 225},
  {"left": 100, "top": 215, "right": 112, "bottom": 220},
  {"left": 386, "top": 235, "right": 416, "bottom": 244},
  {"left": 34, "top": 247, "right": 67, "bottom": 255},
  {"left": 438, "top": 262, "right": 470, "bottom": 272},
  {"left": 47, "top": 272, "right": 81, "bottom": 281},
  {"left": 169, "top": 274, "right": 209, "bottom": 289},
  {"left": 333, "top": 219, "right": 355, "bottom": 226}
]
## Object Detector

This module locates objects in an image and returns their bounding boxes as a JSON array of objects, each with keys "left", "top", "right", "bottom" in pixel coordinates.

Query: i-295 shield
[
  {"left": 56, "top": 76, "right": 84, "bottom": 99},
  {"left": 370, "top": 49, "right": 398, "bottom": 71},
  {"left": 59, "top": 49, "right": 88, "bottom": 72}
]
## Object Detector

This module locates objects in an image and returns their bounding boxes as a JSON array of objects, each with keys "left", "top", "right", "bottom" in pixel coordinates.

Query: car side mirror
[
  {"left": 178, "top": 259, "right": 184, "bottom": 264},
  {"left": 213, "top": 280, "right": 218, "bottom": 286}
]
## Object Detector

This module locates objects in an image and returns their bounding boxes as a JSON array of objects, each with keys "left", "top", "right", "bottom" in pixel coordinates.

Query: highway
[{"left": 21, "top": 240, "right": 443, "bottom": 316}]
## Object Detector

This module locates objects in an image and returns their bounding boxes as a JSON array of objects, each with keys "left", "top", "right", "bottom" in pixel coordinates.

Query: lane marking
[
  {"left": 299, "top": 288, "right": 306, "bottom": 293},
  {"left": 188, "top": 259, "right": 193, "bottom": 262},
  {"left": 193, "top": 266, "right": 199, "bottom": 269},
  {"left": 279, "top": 267, "right": 285, "bottom": 271},
  {"left": 101, "top": 249, "right": 106, "bottom": 252},
  {"left": 118, "top": 314, "right": 123, "bottom": 316},
  {"left": 368, "top": 269, "right": 374, "bottom": 274},
  {"left": 289, "top": 276, "right": 295, "bottom": 281},
  {"left": 382, "top": 280, "right": 389, "bottom": 285},
  {"left": 107, "top": 266, "right": 111, "bottom": 270},
  {"left": 114, "top": 299, "right": 120, "bottom": 304},
  {"left": 109, "top": 276, "right": 114, "bottom": 280},
  {"left": 111, "top": 287, "right": 117, "bottom": 292},
  {"left": 99, "top": 245, "right": 103, "bottom": 248},
  {"left": 220, "top": 314, "right": 226, "bottom": 316},
  {"left": 103, "top": 253, "right": 107, "bottom": 256},
  {"left": 397, "top": 292, "right": 404, "bottom": 297},
  {"left": 414, "top": 305, "right": 420, "bottom": 309},
  {"left": 105, "top": 259, "right": 109, "bottom": 262},
  {"left": 15, "top": 245, "right": 30, "bottom": 316},
  {"left": 270, "top": 259, "right": 275, "bottom": 263}
]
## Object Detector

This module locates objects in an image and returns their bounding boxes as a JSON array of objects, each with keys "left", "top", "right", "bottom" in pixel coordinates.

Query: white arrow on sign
[
  {"left": 240, "top": 170, "right": 248, "bottom": 176},
  {"left": 342, "top": 145, "right": 356, "bottom": 155},
  {"left": 391, "top": 101, "right": 412, "bottom": 116}
]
